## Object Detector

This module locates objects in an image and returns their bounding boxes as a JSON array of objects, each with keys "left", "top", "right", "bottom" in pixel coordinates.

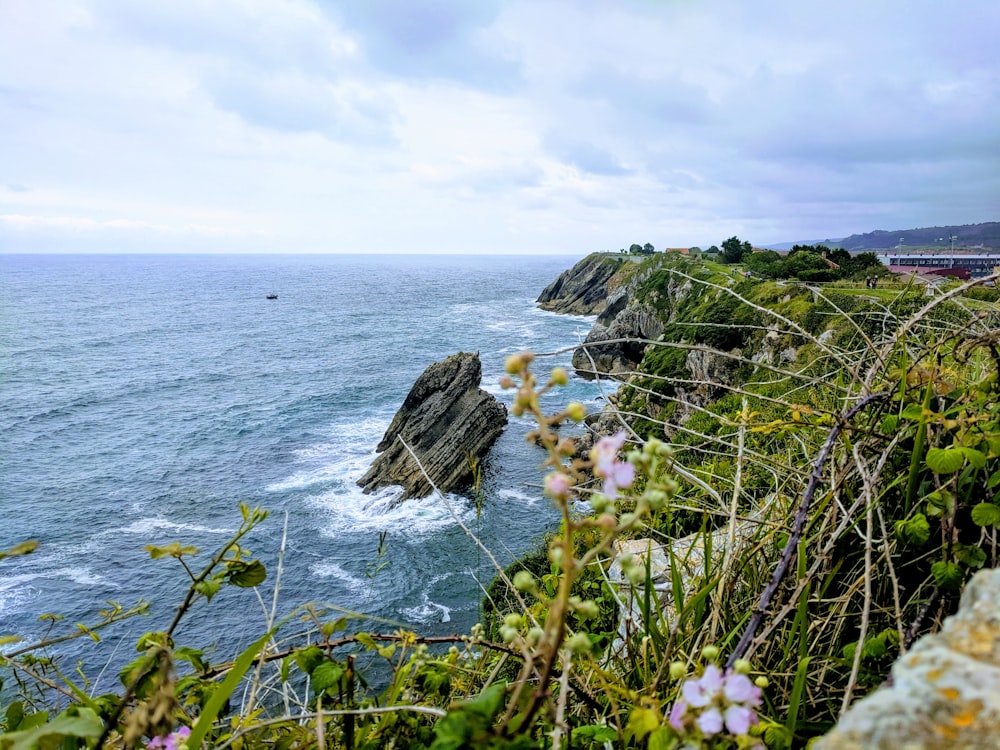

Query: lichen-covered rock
[
  {"left": 357, "top": 352, "right": 507, "bottom": 501},
  {"left": 537, "top": 253, "right": 630, "bottom": 315},
  {"left": 607, "top": 520, "right": 762, "bottom": 661},
  {"left": 816, "top": 567, "right": 1000, "bottom": 750}
]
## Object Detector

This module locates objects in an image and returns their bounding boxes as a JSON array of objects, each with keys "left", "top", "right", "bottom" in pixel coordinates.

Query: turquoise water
[{"left": 0, "top": 253, "right": 597, "bottom": 684}]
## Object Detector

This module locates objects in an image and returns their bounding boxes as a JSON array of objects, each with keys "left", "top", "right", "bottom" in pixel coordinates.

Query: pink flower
[
  {"left": 722, "top": 672, "right": 761, "bottom": 706},
  {"left": 696, "top": 707, "right": 723, "bottom": 736},
  {"left": 590, "top": 431, "right": 635, "bottom": 499},
  {"left": 544, "top": 471, "right": 571, "bottom": 499},
  {"left": 668, "top": 699, "right": 688, "bottom": 730},
  {"left": 681, "top": 664, "right": 723, "bottom": 708},
  {"left": 724, "top": 705, "right": 757, "bottom": 735},
  {"left": 147, "top": 726, "right": 190, "bottom": 750}
]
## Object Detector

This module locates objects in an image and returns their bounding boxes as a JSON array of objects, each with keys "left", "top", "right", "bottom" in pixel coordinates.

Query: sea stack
[{"left": 357, "top": 352, "right": 507, "bottom": 501}]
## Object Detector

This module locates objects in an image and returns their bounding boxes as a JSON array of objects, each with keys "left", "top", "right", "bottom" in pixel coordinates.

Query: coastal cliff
[
  {"left": 535, "top": 253, "right": 631, "bottom": 315},
  {"left": 532, "top": 250, "right": 1000, "bottom": 744}
]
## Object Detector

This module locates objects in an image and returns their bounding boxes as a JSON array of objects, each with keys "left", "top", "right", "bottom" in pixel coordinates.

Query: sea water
[{"left": 0, "top": 253, "right": 597, "bottom": 689}]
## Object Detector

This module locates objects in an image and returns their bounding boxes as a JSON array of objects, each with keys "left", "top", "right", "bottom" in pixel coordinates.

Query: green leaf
[
  {"left": 925, "top": 489, "right": 955, "bottom": 518},
  {"left": 900, "top": 403, "right": 926, "bottom": 420},
  {"left": 145, "top": 542, "right": 200, "bottom": 559},
  {"left": 0, "top": 540, "right": 39, "bottom": 561},
  {"left": 0, "top": 706, "right": 101, "bottom": 750},
  {"left": 571, "top": 726, "right": 617, "bottom": 743},
  {"left": 931, "top": 560, "right": 964, "bottom": 591},
  {"left": 880, "top": 415, "right": 899, "bottom": 436},
  {"left": 175, "top": 646, "right": 207, "bottom": 675},
  {"left": 355, "top": 632, "right": 377, "bottom": 651},
  {"left": 225, "top": 559, "right": 266, "bottom": 588},
  {"left": 310, "top": 660, "right": 344, "bottom": 694},
  {"left": 955, "top": 543, "right": 987, "bottom": 570},
  {"left": 895, "top": 513, "right": 930, "bottom": 545},
  {"left": 625, "top": 707, "right": 660, "bottom": 743},
  {"left": 971, "top": 502, "right": 1000, "bottom": 528},
  {"left": 958, "top": 447, "right": 987, "bottom": 469},
  {"left": 293, "top": 645, "right": 324, "bottom": 675},
  {"left": 925, "top": 447, "right": 965, "bottom": 474},
  {"left": 5, "top": 702, "right": 25, "bottom": 732},
  {"left": 647, "top": 726, "right": 675, "bottom": 750},
  {"left": 195, "top": 578, "right": 222, "bottom": 602}
]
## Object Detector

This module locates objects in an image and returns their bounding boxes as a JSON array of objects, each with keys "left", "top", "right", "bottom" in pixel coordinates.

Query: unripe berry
[
  {"left": 565, "top": 402, "right": 587, "bottom": 422},
  {"left": 566, "top": 632, "right": 592, "bottom": 655},
  {"left": 733, "top": 658, "right": 752, "bottom": 674},
  {"left": 513, "top": 570, "right": 536, "bottom": 593},
  {"left": 701, "top": 645, "right": 720, "bottom": 662},
  {"left": 669, "top": 661, "right": 687, "bottom": 680},
  {"left": 503, "top": 613, "right": 522, "bottom": 629},
  {"left": 550, "top": 367, "right": 568, "bottom": 386},
  {"left": 504, "top": 354, "right": 524, "bottom": 375},
  {"left": 754, "top": 676, "right": 769, "bottom": 688}
]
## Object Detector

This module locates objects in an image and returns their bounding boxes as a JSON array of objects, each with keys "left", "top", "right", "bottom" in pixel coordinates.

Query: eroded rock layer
[{"left": 357, "top": 352, "right": 507, "bottom": 501}]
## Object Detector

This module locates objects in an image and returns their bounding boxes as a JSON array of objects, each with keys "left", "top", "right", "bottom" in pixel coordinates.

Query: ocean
[{"left": 0, "top": 253, "right": 597, "bottom": 688}]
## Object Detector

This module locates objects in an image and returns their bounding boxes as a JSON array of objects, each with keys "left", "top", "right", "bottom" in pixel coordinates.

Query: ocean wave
[
  {"left": 113, "top": 518, "right": 233, "bottom": 536},
  {"left": 496, "top": 487, "right": 541, "bottom": 505},
  {"left": 0, "top": 566, "right": 113, "bottom": 618},
  {"left": 307, "top": 483, "right": 474, "bottom": 538},
  {"left": 400, "top": 593, "right": 452, "bottom": 624},
  {"left": 310, "top": 561, "right": 370, "bottom": 595}
]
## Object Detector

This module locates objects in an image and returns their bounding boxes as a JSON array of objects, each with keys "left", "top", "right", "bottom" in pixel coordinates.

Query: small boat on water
[{"left": 266, "top": 294, "right": 278, "bottom": 300}]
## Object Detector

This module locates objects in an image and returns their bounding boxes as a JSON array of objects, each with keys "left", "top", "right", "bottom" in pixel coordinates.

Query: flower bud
[
  {"left": 550, "top": 367, "right": 568, "bottom": 386},
  {"left": 557, "top": 438, "right": 577, "bottom": 456},
  {"left": 526, "top": 627, "right": 544, "bottom": 646},
  {"left": 504, "top": 354, "right": 524, "bottom": 375},
  {"left": 754, "top": 676, "right": 769, "bottom": 689},
  {"left": 499, "top": 625, "right": 518, "bottom": 644},
  {"left": 503, "top": 613, "right": 522, "bottom": 629},
  {"left": 669, "top": 661, "right": 688, "bottom": 680},
  {"left": 733, "top": 658, "right": 752, "bottom": 675},
  {"left": 513, "top": 570, "right": 536, "bottom": 593},
  {"left": 589, "top": 493, "right": 610, "bottom": 514},
  {"left": 567, "top": 632, "right": 592, "bottom": 655},
  {"left": 498, "top": 375, "right": 515, "bottom": 389},
  {"left": 573, "top": 599, "right": 599, "bottom": 619},
  {"left": 701, "top": 645, "right": 720, "bottom": 662},
  {"left": 565, "top": 402, "right": 587, "bottom": 422},
  {"left": 644, "top": 490, "right": 668, "bottom": 511}
]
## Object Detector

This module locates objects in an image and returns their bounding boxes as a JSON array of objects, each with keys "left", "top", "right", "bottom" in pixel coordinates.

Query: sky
[{"left": 1, "top": 0, "right": 998, "bottom": 255}]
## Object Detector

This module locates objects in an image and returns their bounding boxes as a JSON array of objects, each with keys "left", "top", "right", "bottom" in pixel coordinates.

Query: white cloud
[{"left": 1, "top": 0, "right": 997, "bottom": 253}]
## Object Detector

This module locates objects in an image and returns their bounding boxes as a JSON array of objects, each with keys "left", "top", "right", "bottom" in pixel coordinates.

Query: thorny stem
[{"left": 727, "top": 390, "right": 890, "bottom": 668}]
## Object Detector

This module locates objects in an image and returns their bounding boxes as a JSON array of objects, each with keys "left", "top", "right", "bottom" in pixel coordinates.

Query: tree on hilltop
[{"left": 721, "top": 236, "right": 752, "bottom": 264}]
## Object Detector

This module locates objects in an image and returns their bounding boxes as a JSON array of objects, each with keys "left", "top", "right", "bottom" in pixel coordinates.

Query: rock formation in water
[
  {"left": 357, "top": 352, "right": 507, "bottom": 501},
  {"left": 816, "top": 566, "right": 1000, "bottom": 749},
  {"left": 536, "top": 253, "right": 629, "bottom": 315}
]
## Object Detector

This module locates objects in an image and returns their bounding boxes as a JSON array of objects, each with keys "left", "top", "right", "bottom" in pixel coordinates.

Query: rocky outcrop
[
  {"left": 572, "top": 301, "right": 664, "bottom": 379},
  {"left": 357, "top": 352, "right": 507, "bottom": 501},
  {"left": 816, "top": 567, "right": 1000, "bottom": 749},
  {"left": 536, "top": 254, "right": 630, "bottom": 315}
]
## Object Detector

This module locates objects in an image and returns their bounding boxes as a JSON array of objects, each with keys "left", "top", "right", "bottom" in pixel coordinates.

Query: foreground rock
[
  {"left": 357, "top": 352, "right": 507, "bottom": 501},
  {"left": 536, "top": 253, "right": 629, "bottom": 315},
  {"left": 816, "top": 567, "right": 1000, "bottom": 749}
]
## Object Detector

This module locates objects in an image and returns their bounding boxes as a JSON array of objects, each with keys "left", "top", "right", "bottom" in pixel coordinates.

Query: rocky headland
[{"left": 357, "top": 351, "right": 507, "bottom": 501}]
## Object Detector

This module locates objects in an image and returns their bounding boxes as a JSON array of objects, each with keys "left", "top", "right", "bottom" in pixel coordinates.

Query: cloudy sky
[{"left": 2, "top": 0, "right": 998, "bottom": 254}]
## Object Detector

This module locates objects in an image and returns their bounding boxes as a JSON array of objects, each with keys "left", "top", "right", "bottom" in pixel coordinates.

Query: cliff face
[
  {"left": 536, "top": 253, "right": 631, "bottom": 315},
  {"left": 357, "top": 352, "right": 507, "bottom": 501}
]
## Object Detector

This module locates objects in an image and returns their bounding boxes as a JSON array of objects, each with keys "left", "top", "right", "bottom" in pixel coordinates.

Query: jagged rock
[
  {"left": 572, "top": 303, "right": 664, "bottom": 379},
  {"left": 357, "top": 352, "right": 507, "bottom": 501},
  {"left": 816, "top": 567, "right": 1000, "bottom": 749},
  {"left": 537, "top": 254, "right": 630, "bottom": 315}
]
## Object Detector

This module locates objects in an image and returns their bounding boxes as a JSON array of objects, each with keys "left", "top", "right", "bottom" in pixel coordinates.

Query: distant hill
[
  {"left": 836, "top": 222, "right": 1000, "bottom": 251},
  {"left": 764, "top": 238, "right": 844, "bottom": 251},
  {"left": 763, "top": 222, "right": 999, "bottom": 252}
]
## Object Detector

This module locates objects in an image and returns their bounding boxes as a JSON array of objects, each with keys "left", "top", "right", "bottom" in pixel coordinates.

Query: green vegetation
[{"left": 3, "top": 253, "right": 1000, "bottom": 749}]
